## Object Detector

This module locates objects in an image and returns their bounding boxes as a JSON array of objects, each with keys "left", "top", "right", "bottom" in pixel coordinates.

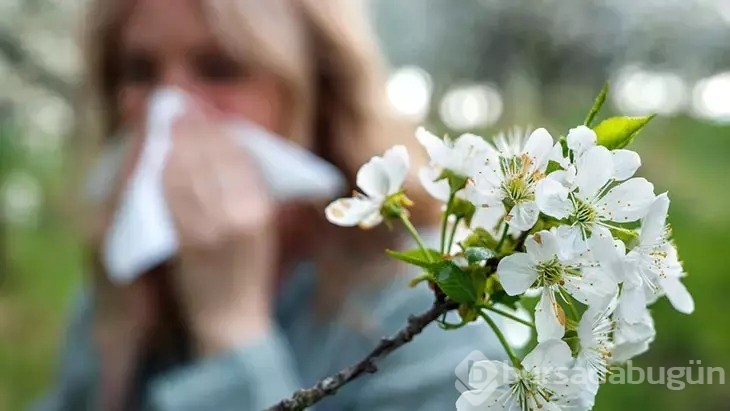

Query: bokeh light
[
  {"left": 439, "top": 83, "right": 503, "bottom": 131},
  {"left": 691, "top": 72, "right": 730, "bottom": 123},
  {"left": 386, "top": 66, "right": 432, "bottom": 121},
  {"left": 1, "top": 171, "right": 43, "bottom": 227},
  {"left": 612, "top": 66, "right": 688, "bottom": 116}
]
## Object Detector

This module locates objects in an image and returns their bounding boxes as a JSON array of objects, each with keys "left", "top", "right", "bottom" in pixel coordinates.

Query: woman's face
[{"left": 117, "top": 0, "right": 288, "bottom": 133}]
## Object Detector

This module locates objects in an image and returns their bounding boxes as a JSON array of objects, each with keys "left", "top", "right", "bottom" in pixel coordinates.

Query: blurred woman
[{"left": 38, "top": 1, "right": 501, "bottom": 410}]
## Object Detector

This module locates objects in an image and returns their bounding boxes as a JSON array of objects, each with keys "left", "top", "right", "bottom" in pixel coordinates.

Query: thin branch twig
[{"left": 266, "top": 298, "right": 460, "bottom": 411}]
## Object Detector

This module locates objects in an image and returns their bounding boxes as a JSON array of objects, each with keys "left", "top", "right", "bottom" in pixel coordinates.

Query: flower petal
[
  {"left": 381, "top": 145, "right": 410, "bottom": 194},
  {"left": 575, "top": 145, "right": 613, "bottom": 200},
  {"left": 358, "top": 210, "right": 384, "bottom": 229},
  {"left": 555, "top": 225, "right": 588, "bottom": 259},
  {"left": 611, "top": 149, "right": 641, "bottom": 181},
  {"left": 640, "top": 192, "right": 669, "bottom": 245},
  {"left": 415, "top": 127, "right": 451, "bottom": 167},
  {"left": 522, "top": 128, "right": 554, "bottom": 171},
  {"left": 468, "top": 360, "right": 515, "bottom": 391},
  {"left": 470, "top": 204, "right": 507, "bottom": 233},
  {"left": 598, "top": 178, "right": 656, "bottom": 223},
  {"left": 613, "top": 309, "right": 655, "bottom": 363},
  {"left": 418, "top": 166, "right": 450, "bottom": 202},
  {"left": 523, "top": 338, "right": 573, "bottom": 371},
  {"left": 659, "top": 276, "right": 694, "bottom": 314},
  {"left": 525, "top": 230, "right": 562, "bottom": 262},
  {"left": 549, "top": 142, "right": 569, "bottom": 168},
  {"left": 535, "top": 289, "right": 566, "bottom": 342},
  {"left": 506, "top": 201, "right": 539, "bottom": 231},
  {"left": 325, "top": 197, "right": 380, "bottom": 227},
  {"left": 565, "top": 266, "right": 618, "bottom": 308},
  {"left": 453, "top": 133, "right": 494, "bottom": 169},
  {"left": 547, "top": 166, "right": 576, "bottom": 189},
  {"left": 612, "top": 338, "right": 651, "bottom": 364},
  {"left": 465, "top": 180, "right": 503, "bottom": 207},
  {"left": 535, "top": 179, "right": 572, "bottom": 219},
  {"left": 588, "top": 225, "right": 624, "bottom": 281},
  {"left": 617, "top": 284, "right": 648, "bottom": 324},
  {"left": 456, "top": 388, "right": 511, "bottom": 411},
  {"left": 497, "top": 253, "right": 538, "bottom": 295},
  {"left": 566, "top": 125, "right": 597, "bottom": 157},
  {"left": 356, "top": 157, "right": 389, "bottom": 199}
]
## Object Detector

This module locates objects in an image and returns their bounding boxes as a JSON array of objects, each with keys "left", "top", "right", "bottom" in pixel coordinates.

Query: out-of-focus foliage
[{"left": 1, "top": 0, "right": 728, "bottom": 410}]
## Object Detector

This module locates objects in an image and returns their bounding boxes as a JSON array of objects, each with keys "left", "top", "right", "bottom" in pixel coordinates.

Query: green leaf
[
  {"left": 593, "top": 115, "right": 656, "bottom": 149},
  {"left": 451, "top": 197, "right": 476, "bottom": 226},
  {"left": 563, "top": 330, "right": 582, "bottom": 356},
  {"left": 488, "top": 289, "right": 521, "bottom": 310},
  {"left": 386, "top": 248, "right": 441, "bottom": 268},
  {"left": 435, "top": 169, "right": 468, "bottom": 193},
  {"left": 433, "top": 261, "right": 478, "bottom": 304},
  {"left": 609, "top": 226, "right": 640, "bottom": 249},
  {"left": 584, "top": 82, "right": 610, "bottom": 127},
  {"left": 461, "top": 228, "right": 500, "bottom": 250},
  {"left": 545, "top": 160, "right": 563, "bottom": 174},
  {"left": 464, "top": 247, "right": 495, "bottom": 265}
]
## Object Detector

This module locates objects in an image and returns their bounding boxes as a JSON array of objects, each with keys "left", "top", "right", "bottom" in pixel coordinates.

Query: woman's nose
[{"left": 159, "top": 64, "right": 196, "bottom": 92}]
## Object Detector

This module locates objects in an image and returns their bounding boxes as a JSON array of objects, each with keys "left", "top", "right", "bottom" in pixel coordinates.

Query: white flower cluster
[{"left": 325, "top": 123, "right": 693, "bottom": 410}]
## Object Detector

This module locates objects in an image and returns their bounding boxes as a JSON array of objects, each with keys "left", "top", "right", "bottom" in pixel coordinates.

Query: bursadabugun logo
[
  {"left": 455, "top": 350, "right": 726, "bottom": 407},
  {"left": 454, "top": 350, "right": 513, "bottom": 406}
]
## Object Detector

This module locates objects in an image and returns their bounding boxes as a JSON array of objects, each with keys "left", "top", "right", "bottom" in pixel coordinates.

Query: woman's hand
[{"left": 163, "top": 110, "right": 277, "bottom": 356}]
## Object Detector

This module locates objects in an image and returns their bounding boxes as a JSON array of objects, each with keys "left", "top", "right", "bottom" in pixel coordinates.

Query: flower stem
[
  {"left": 484, "top": 305, "right": 535, "bottom": 329},
  {"left": 399, "top": 213, "right": 434, "bottom": 263},
  {"left": 446, "top": 217, "right": 462, "bottom": 253},
  {"left": 496, "top": 223, "right": 510, "bottom": 252},
  {"left": 440, "top": 191, "right": 456, "bottom": 253},
  {"left": 480, "top": 311, "right": 521, "bottom": 367}
]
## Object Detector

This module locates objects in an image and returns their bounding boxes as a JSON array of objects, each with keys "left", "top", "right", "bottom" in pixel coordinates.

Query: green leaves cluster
[
  {"left": 585, "top": 82, "right": 655, "bottom": 150},
  {"left": 387, "top": 244, "right": 496, "bottom": 305}
]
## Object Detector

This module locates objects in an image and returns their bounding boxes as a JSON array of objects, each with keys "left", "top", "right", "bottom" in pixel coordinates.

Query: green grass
[{"left": 0, "top": 131, "right": 85, "bottom": 410}]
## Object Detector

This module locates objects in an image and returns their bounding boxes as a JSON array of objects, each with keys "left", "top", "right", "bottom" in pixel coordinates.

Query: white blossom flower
[
  {"left": 552, "top": 126, "right": 642, "bottom": 182},
  {"left": 325, "top": 145, "right": 409, "bottom": 228},
  {"left": 611, "top": 300, "right": 656, "bottom": 363},
  {"left": 535, "top": 139, "right": 655, "bottom": 253},
  {"left": 492, "top": 127, "right": 533, "bottom": 159},
  {"left": 456, "top": 340, "right": 579, "bottom": 411},
  {"left": 497, "top": 230, "right": 616, "bottom": 342},
  {"left": 416, "top": 127, "right": 495, "bottom": 201},
  {"left": 572, "top": 302, "right": 616, "bottom": 403},
  {"left": 623, "top": 193, "right": 694, "bottom": 314},
  {"left": 466, "top": 128, "right": 554, "bottom": 231}
]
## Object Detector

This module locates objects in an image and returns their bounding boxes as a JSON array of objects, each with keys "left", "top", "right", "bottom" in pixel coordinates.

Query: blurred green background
[{"left": 1, "top": 0, "right": 729, "bottom": 410}]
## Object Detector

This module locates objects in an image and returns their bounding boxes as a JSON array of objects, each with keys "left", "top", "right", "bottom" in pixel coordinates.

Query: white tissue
[{"left": 102, "top": 88, "right": 345, "bottom": 285}]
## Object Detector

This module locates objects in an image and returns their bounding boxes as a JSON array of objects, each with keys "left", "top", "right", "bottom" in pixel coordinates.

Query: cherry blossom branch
[{"left": 266, "top": 298, "right": 460, "bottom": 411}]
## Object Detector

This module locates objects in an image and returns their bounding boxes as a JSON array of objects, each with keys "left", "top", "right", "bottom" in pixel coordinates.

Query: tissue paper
[{"left": 100, "top": 88, "right": 345, "bottom": 284}]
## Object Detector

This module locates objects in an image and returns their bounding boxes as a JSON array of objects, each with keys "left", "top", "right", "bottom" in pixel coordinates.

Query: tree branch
[
  {"left": 266, "top": 298, "right": 460, "bottom": 411},
  {"left": 0, "top": 28, "right": 75, "bottom": 102}
]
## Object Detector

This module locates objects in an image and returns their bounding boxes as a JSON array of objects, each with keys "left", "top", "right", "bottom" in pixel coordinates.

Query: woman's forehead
[{"left": 120, "top": 0, "right": 216, "bottom": 52}]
